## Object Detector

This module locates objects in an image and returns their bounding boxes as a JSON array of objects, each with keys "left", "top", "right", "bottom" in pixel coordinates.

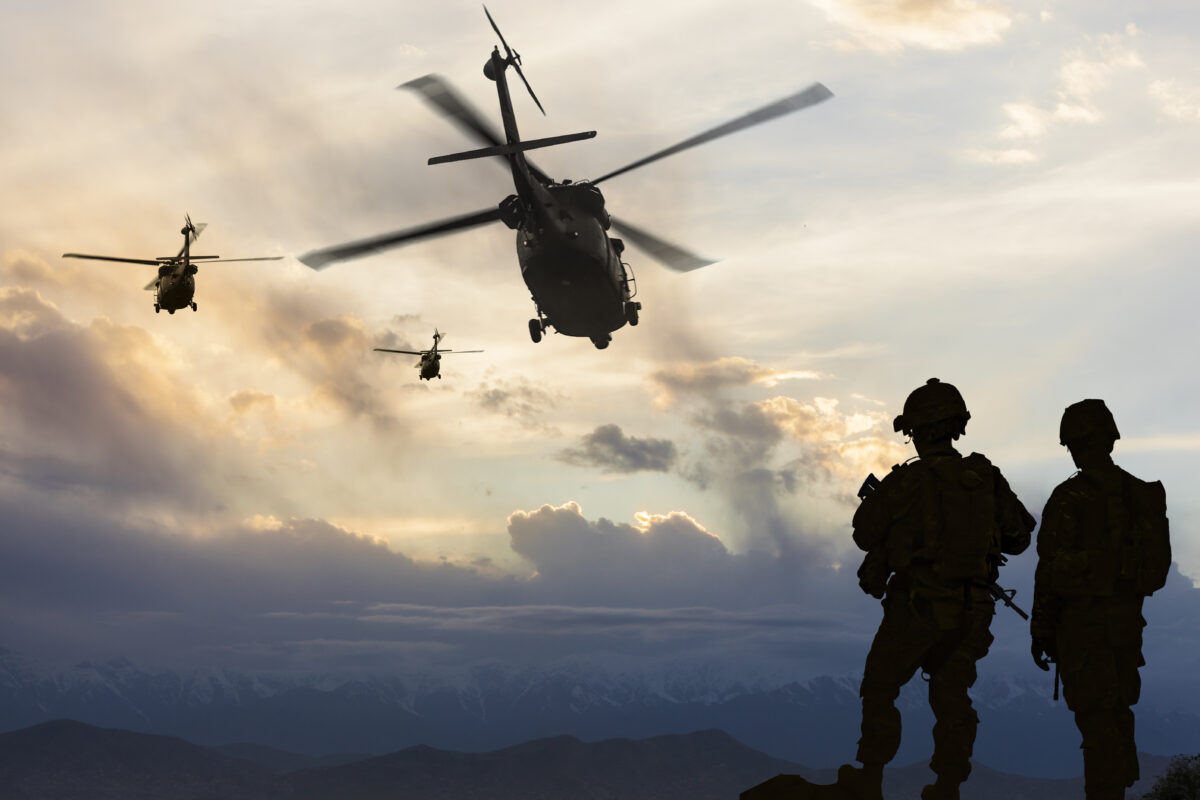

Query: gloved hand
[{"left": 1031, "top": 636, "right": 1057, "bottom": 672}]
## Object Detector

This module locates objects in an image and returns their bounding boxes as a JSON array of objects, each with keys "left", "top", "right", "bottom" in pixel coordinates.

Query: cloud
[
  {"left": 1150, "top": 79, "right": 1200, "bottom": 120},
  {"left": 976, "top": 23, "right": 1144, "bottom": 162},
  {"left": 467, "top": 377, "right": 561, "bottom": 429},
  {"left": 811, "top": 0, "right": 1013, "bottom": 53},
  {"left": 649, "top": 357, "right": 827, "bottom": 408},
  {"left": 228, "top": 389, "right": 278, "bottom": 417},
  {"left": 0, "top": 287, "right": 226, "bottom": 507},
  {"left": 558, "top": 424, "right": 678, "bottom": 473}
]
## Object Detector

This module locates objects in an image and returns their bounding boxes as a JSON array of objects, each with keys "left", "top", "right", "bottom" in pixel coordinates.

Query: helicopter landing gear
[
  {"left": 168, "top": 308, "right": 175, "bottom": 314},
  {"left": 190, "top": 302, "right": 197, "bottom": 312},
  {"left": 625, "top": 301, "right": 641, "bottom": 327},
  {"left": 154, "top": 303, "right": 160, "bottom": 313},
  {"left": 591, "top": 335, "right": 610, "bottom": 350},
  {"left": 528, "top": 317, "right": 544, "bottom": 343}
]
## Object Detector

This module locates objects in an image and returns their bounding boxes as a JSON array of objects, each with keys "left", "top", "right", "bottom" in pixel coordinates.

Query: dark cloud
[
  {"left": 557, "top": 423, "right": 678, "bottom": 473},
  {"left": 467, "top": 377, "right": 560, "bottom": 429},
  {"left": 228, "top": 389, "right": 277, "bottom": 416},
  {"left": 253, "top": 291, "right": 400, "bottom": 430}
]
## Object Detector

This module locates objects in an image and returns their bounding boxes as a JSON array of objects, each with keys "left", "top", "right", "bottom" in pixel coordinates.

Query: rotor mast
[{"left": 483, "top": 46, "right": 540, "bottom": 204}]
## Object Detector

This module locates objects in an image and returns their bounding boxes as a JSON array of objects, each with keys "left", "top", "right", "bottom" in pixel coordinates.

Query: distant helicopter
[
  {"left": 374, "top": 329, "right": 482, "bottom": 380},
  {"left": 300, "top": 7, "right": 832, "bottom": 349},
  {"left": 63, "top": 216, "right": 282, "bottom": 314}
]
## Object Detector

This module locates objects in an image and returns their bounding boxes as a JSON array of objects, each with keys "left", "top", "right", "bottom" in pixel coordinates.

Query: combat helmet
[
  {"left": 893, "top": 378, "right": 971, "bottom": 437},
  {"left": 1059, "top": 399, "right": 1119, "bottom": 446}
]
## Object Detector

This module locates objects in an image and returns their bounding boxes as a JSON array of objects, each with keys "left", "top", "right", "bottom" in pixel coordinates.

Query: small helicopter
[
  {"left": 63, "top": 216, "right": 282, "bottom": 314},
  {"left": 374, "top": 329, "right": 482, "bottom": 380},
  {"left": 300, "top": 7, "right": 832, "bottom": 349}
]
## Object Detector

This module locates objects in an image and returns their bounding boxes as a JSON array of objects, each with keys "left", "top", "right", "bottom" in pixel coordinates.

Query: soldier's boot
[
  {"left": 919, "top": 780, "right": 960, "bottom": 800},
  {"left": 835, "top": 763, "right": 883, "bottom": 800}
]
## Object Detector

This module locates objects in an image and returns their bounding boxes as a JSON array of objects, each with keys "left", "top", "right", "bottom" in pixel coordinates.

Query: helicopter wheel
[
  {"left": 591, "top": 336, "right": 610, "bottom": 350},
  {"left": 154, "top": 304, "right": 160, "bottom": 313},
  {"left": 528, "top": 318, "right": 543, "bottom": 343},
  {"left": 191, "top": 302, "right": 197, "bottom": 312},
  {"left": 168, "top": 308, "right": 175, "bottom": 315},
  {"left": 625, "top": 301, "right": 640, "bottom": 327}
]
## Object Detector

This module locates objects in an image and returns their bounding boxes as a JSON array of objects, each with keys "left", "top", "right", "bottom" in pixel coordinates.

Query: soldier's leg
[
  {"left": 1060, "top": 646, "right": 1128, "bottom": 798},
  {"left": 925, "top": 608, "right": 993, "bottom": 795},
  {"left": 1114, "top": 647, "right": 1143, "bottom": 788},
  {"left": 857, "top": 597, "right": 933, "bottom": 770}
]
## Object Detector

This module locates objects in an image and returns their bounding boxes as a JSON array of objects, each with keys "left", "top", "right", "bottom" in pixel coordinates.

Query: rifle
[{"left": 856, "top": 472, "right": 1029, "bottom": 620}]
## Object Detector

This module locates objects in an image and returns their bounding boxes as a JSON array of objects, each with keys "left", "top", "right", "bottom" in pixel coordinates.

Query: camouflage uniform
[
  {"left": 848, "top": 378, "right": 1035, "bottom": 800},
  {"left": 1031, "top": 400, "right": 1170, "bottom": 800},
  {"left": 853, "top": 451, "right": 1034, "bottom": 792}
]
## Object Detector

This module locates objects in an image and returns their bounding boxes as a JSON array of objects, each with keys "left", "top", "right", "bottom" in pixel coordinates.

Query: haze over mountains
[
  {"left": 0, "top": 719, "right": 1180, "bottom": 800},
  {"left": 3, "top": 649, "right": 1197, "bottom": 781}
]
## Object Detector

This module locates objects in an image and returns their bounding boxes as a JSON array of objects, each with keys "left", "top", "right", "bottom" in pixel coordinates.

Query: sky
[{"left": 1, "top": 0, "right": 1199, "bottom": 699}]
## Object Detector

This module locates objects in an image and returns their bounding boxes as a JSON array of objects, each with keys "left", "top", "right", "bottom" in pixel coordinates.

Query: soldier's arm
[
  {"left": 1030, "top": 489, "right": 1065, "bottom": 640},
  {"left": 992, "top": 466, "right": 1035, "bottom": 555}
]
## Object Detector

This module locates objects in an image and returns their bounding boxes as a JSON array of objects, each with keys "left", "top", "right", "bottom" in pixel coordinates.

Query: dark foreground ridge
[{"left": 0, "top": 718, "right": 1183, "bottom": 799}]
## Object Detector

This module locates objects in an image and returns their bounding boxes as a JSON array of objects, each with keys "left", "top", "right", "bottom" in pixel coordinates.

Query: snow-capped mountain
[{"left": 1, "top": 648, "right": 1196, "bottom": 779}]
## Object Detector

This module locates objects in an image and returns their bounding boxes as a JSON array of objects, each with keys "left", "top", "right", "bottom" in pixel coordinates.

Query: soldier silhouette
[
  {"left": 743, "top": 378, "right": 1035, "bottom": 800},
  {"left": 1031, "top": 400, "right": 1171, "bottom": 800}
]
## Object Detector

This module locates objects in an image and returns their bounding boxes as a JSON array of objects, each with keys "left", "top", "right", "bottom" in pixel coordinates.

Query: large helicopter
[
  {"left": 374, "top": 329, "right": 482, "bottom": 380},
  {"left": 63, "top": 216, "right": 282, "bottom": 314},
  {"left": 300, "top": 8, "right": 832, "bottom": 349}
]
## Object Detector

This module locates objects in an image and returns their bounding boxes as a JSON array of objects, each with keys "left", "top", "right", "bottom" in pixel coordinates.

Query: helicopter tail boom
[{"left": 429, "top": 130, "right": 595, "bottom": 165}]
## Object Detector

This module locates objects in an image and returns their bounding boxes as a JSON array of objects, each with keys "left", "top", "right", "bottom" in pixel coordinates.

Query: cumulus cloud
[
  {"left": 0, "top": 287, "right": 226, "bottom": 507},
  {"left": 558, "top": 424, "right": 678, "bottom": 473},
  {"left": 811, "top": 0, "right": 1013, "bottom": 53}
]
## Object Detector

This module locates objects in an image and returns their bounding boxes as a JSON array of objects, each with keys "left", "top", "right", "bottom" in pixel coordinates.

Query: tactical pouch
[
  {"left": 1130, "top": 480, "right": 1171, "bottom": 595},
  {"left": 930, "top": 454, "right": 998, "bottom": 582}
]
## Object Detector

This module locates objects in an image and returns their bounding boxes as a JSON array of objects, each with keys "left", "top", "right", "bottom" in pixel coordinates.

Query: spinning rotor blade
[
  {"left": 299, "top": 207, "right": 503, "bottom": 270},
  {"left": 401, "top": 75, "right": 552, "bottom": 184},
  {"left": 592, "top": 82, "right": 834, "bottom": 185},
  {"left": 374, "top": 348, "right": 425, "bottom": 355},
  {"left": 62, "top": 253, "right": 162, "bottom": 266},
  {"left": 610, "top": 216, "right": 715, "bottom": 272},
  {"left": 205, "top": 257, "right": 285, "bottom": 263},
  {"left": 483, "top": 4, "right": 544, "bottom": 115}
]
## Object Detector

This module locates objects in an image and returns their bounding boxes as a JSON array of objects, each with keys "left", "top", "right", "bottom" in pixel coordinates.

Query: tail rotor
[{"left": 483, "top": 4, "right": 544, "bottom": 115}]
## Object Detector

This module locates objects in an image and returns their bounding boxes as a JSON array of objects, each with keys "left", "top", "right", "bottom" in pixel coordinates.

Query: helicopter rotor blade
[
  {"left": 440, "top": 350, "right": 484, "bottom": 354},
  {"left": 592, "top": 82, "right": 833, "bottom": 186},
  {"left": 610, "top": 216, "right": 716, "bottom": 273},
  {"left": 374, "top": 348, "right": 426, "bottom": 355},
  {"left": 401, "top": 74, "right": 552, "bottom": 183},
  {"left": 483, "top": 5, "right": 545, "bottom": 115},
  {"left": 62, "top": 253, "right": 163, "bottom": 266},
  {"left": 204, "top": 257, "right": 285, "bottom": 263},
  {"left": 299, "top": 207, "right": 503, "bottom": 270}
]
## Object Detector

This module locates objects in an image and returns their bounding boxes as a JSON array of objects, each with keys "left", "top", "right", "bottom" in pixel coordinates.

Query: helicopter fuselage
[
  {"left": 511, "top": 181, "right": 631, "bottom": 339},
  {"left": 155, "top": 268, "right": 197, "bottom": 312},
  {"left": 418, "top": 352, "right": 441, "bottom": 380}
]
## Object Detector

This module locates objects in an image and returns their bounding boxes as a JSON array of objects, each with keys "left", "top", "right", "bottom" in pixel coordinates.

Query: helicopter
[
  {"left": 63, "top": 216, "right": 282, "bottom": 314},
  {"left": 300, "top": 7, "right": 832, "bottom": 349},
  {"left": 374, "top": 328, "right": 482, "bottom": 380}
]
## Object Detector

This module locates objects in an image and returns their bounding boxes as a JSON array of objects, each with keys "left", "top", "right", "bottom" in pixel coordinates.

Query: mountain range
[
  {"left": 0, "top": 719, "right": 1182, "bottom": 800},
  {"left": 2, "top": 649, "right": 1197, "bottom": 780}
]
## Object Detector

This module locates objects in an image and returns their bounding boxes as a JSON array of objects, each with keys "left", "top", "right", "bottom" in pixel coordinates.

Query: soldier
[
  {"left": 828, "top": 378, "right": 1036, "bottom": 800},
  {"left": 1030, "top": 400, "right": 1171, "bottom": 800},
  {"left": 743, "top": 379, "right": 1035, "bottom": 800}
]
